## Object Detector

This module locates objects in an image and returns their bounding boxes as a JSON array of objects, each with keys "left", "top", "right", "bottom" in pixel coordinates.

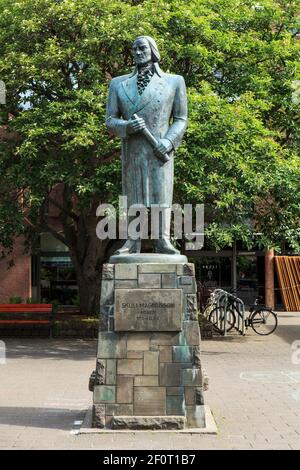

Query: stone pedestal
[{"left": 90, "top": 262, "right": 206, "bottom": 430}]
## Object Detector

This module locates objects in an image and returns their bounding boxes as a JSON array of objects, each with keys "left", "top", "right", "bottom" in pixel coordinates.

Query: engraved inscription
[{"left": 115, "top": 289, "right": 182, "bottom": 332}]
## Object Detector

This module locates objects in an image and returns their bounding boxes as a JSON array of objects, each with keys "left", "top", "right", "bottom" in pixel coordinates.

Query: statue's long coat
[{"left": 106, "top": 64, "right": 187, "bottom": 207}]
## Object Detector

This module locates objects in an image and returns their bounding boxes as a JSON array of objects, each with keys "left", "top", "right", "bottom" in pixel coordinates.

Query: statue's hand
[
  {"left": 127, "top": 117, "right": 146, "bottom": 134},
  {"left": 154, "top": 139, "right": 173, "bottom": 159}
]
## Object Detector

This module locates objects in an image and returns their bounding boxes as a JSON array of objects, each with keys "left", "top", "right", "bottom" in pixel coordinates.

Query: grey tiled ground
[{"left": 0, "top": 312, "right": 300, "bottom": 449}]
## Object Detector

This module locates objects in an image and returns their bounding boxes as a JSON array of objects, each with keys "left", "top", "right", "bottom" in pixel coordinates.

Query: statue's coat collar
[
  {"left": 128, "top": 62, "right": 164, "bottom": 78},
  {"left": 121, "top": 63, "right": 165, "bottom": 115}
]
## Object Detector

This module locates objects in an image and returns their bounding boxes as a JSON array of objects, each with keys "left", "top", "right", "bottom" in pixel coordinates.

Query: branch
[
  {"left": 60, "top": 184, "right": 78, "bottom": 248},
  {"left": 46, "top": 194, "right": 79, "bottom": 222},
  {"left": 43, "top": 222, "right": 68, "bottom": 246},
  {"left": 274, "top": 23, "right": 284, "bottom": 39},
  {"left": 23, "top": 216, "right": 68, "bottom": 246}
]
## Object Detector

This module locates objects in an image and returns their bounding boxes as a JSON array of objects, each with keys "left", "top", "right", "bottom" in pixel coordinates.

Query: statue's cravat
[{"left": 137, "top": 66, "right": 154, "bottom": 95}]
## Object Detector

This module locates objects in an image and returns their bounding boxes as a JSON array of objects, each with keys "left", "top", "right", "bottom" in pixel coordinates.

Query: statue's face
[{"left": 132, "top": 38, "right": 152, "bottom": 66}]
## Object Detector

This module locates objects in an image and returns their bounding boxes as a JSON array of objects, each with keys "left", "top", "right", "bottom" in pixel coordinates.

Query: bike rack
[{"left": 205, "top": 289, "right": 245, "bottom": 336}]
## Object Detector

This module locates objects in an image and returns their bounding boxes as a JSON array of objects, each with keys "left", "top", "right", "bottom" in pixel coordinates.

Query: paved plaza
[{"left": 0, "top": 312, "right": 300, "bottom": 450}]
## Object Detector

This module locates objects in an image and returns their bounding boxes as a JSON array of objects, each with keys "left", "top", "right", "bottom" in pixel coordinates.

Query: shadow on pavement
[
  {"left": 3, "top": 339, "right": 97, "bottom": 361},
  {"left": 0, "top": 406, "right": 86, "bottom": 430},
  {"left": 272, "top": 323, "right": 300, "bottom": 345}
]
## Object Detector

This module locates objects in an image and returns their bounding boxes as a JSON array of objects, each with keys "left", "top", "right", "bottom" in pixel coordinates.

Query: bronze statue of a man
[{"left": 106, "top": 36, "right": 187, "bottom": 254}]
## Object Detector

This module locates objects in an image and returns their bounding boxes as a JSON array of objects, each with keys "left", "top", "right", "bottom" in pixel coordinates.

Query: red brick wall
[{"left": 0, "top": 237, "right": 31, "bottom": 303}]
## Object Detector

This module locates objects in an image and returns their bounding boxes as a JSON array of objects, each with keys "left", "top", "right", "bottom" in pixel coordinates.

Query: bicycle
[
  {"left": 220, "top": 290, "right": 278, "bottom": 336},
  {"left": 204, "top": 289, "right": 278, "bottom": 336},
  {"left": 244, "top": 298, "right": 278, "bottom": 336},
  {"left": 203, "top": 289, "right": 242, "bottom": 334}
]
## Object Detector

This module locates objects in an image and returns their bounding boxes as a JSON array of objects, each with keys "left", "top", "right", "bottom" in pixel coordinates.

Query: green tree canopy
[{"left": 0, "top": 0, "right": 299, "bottom": 312}]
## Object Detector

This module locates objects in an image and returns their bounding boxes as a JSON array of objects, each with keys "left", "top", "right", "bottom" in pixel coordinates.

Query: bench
[{"left": 0, "top": 304, "right": 54, "bottom": 337}]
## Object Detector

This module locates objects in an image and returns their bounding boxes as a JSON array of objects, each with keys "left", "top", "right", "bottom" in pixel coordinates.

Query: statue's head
[{"left": 132, "top": 36, "right": 161, "bottom": 66}]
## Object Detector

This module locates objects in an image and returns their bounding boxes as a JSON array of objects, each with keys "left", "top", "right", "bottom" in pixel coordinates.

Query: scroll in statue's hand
[
  {"left": 127, "top": 116, "right": 146, "bottom": 134},
  {"left": 153, "top": 138, "right": 173, "bottom": 160}
]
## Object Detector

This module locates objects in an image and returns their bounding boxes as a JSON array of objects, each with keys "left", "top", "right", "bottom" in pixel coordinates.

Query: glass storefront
[
  {"left": 236, "top": 255, "right": 258, "bottom": 306},
  {"left": 189, "top": 252, "right": 260, "bottom": 308},
  {"left": 40, "top": 256, "right": 78, "bottom": 305},
  {"left": 35, "top": 233, "right": 78, "bottom": 306},
  {"left": 35, "top": 234, "right": 268, "bottom": 308}
]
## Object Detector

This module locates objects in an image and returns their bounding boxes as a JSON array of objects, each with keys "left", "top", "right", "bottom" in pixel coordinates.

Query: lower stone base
[
  {"left": 80, "top": 405, "right": 217, "bottom": 434},
  {"left": 111, "top": 415, "right": 185, "bottom": 430}
]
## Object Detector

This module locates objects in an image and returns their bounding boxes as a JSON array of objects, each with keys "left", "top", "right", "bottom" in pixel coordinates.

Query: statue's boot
[
  {"left": 153, "top": 238, "right": 180, "bottom": 255},
  {"left": 153, "top": 207, "right": 180, "bottom": 255},
  {"left": 114, "top": 239, "right": 141, "bottom": 255}
]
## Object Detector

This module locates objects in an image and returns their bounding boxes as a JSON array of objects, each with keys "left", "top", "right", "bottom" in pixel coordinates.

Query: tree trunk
[
  {"left": 77, "top": 272, "right": 101, "bottom": 316},
  {"left": 58, "top": 190, "right": 116, "bottom": 316},
  {"left": 69, "top": 235, "right": 108, "bottom": 316}
]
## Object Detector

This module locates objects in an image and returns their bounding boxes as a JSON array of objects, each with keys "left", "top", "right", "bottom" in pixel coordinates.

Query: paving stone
[
  {"left": 144, "top": 351, "right": 159, "bottom": 375},
  {"left": 138, "top": 273, "right": 161, "bottom": 288},
  {"left": 106, "top": 359, "right": 116, "bottom": 385},
  {"left": 138, "top": 264, "right": 177, "bottom": 274},
  {"left": 115, "top": 264, "right": 138, "bottom": 280},
  {"left": 161, "top": 273, "right": 177, "bottom": 288},
  {"left": 3, "top": 311, "right": 300, "bottom": 449},
  {"left": 117, "top": 376, "right": 133, "bottom": 403},
  {"left": 134, "top": 387, "right": 166, "bottom": 415},
  {"left": 93, "top": 385, "right": 115, "bottom": 403},
  {"left": 97, "top": 332, "right": 127, "bottom": 358},
  {"left": 134, "top": 375, "right": 159, "bottom": 386},
  {"left": 166, "top": 395, "right": 185, "bottom": 415},
  {"left": 127, "top": 333, "right": 150, "bottom": 351},
  {"left": 117, "top": 359, "right": 143, "bottom": 375}
]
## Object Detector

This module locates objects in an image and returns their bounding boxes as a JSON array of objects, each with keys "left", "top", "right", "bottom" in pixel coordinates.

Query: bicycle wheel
[
  {"left": 250, "top": 309, "right": 278, "bottom": 335},
  {"left": 208, "top": 307, "right": 236, "bottom": 333}
]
